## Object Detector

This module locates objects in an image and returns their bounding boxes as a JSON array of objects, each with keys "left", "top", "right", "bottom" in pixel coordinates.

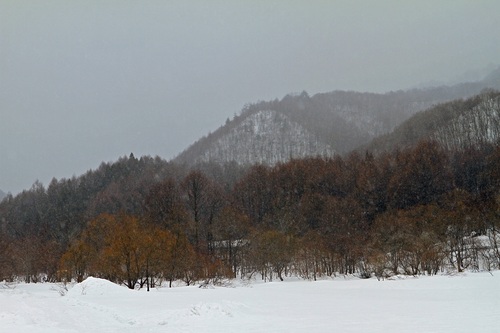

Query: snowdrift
[{"left": 66, "top": 277, "right": 132, "bottom": 297}]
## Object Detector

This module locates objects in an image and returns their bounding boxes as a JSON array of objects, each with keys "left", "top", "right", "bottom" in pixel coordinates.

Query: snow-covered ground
[{"left": 1, "top": 272, "right": 499, "bottom": 333}]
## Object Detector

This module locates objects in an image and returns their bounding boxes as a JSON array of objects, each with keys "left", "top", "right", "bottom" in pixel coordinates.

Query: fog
[{"left": 1, "top": 0, "right": 499, "bottom": 194}]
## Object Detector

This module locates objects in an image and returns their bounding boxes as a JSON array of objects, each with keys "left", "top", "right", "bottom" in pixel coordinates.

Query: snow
[
  {"left": 1, "top": 272, "right": 499, "bottom": 332},
  {"left": 197, "top": 110, "right": 335, "bottom": 165}
]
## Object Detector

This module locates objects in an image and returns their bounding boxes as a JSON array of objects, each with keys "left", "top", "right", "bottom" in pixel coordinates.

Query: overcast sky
[{"left": 1, "top": 0, "right": 500, "bottom": 194}]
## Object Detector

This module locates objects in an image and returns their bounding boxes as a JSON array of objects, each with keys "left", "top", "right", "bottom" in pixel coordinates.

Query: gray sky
[{"left": 1, "top": 0, "right": 500, "bottom": 194}]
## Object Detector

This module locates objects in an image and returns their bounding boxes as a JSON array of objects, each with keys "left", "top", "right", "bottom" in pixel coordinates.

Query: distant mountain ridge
[{"left": 175, "top": 67, "right": 500, "bottom": 166}]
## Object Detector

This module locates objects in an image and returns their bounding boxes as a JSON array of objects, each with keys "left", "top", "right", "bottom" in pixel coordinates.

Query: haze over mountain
[
  {"left": 176, "top": 68, "right": 500, "bottom": 166},
  {"left": 2, "top": 1, "right": 500, "bottom": 194}
]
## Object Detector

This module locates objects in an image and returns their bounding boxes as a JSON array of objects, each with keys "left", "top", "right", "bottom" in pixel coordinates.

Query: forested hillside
[
  {"left": 185, "top": 109, "right": 336, "bottom": 165},
  {"left": 365, "top": 90, "right": 500, "bottom": 153},
  {"left": 176, "top": 69, "right": 500, "bottom": 165}
]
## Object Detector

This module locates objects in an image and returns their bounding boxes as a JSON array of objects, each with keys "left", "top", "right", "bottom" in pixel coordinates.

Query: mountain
[
  {"left": 364, "top": 90, "right": 500, "bottom": 153},
  {"left": 181, "top": 109, "right": 336, "bottom": 166},
  {"left": 175, "top": 67, "right": 500, "bottom": 166}
]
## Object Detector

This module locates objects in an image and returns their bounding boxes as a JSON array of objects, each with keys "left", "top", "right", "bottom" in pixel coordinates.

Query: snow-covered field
[{"left": 1, "top": 272, "right": 499, "bottom": 333}]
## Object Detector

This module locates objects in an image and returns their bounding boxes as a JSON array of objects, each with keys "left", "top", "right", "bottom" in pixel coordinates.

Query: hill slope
[
  {"left": 178, "top": 108, "right": 336, "bottom": 166},
  {"left": 175, "top": 68, "right": 500, "bottom": 165},
  {"left": 365, "top": 90, "right": 500, "bottom": 153}
]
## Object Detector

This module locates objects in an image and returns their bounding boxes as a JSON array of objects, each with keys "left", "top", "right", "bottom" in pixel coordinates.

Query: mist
[{"left": 1, "top": 0, "right": 500, "bottom": 194}]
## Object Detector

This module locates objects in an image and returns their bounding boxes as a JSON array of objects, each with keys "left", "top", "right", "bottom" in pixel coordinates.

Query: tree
[
  {"left": 12, "top": 235, "right": 60, "bottom": 283},
  {"left": 388, "top": 141, "right": 453, "bottom": 209},
  {"left": 212, "top": 206, "right": 250, "bottom": 277},
  {"left": 0, "top": 231, "right": 14, "bottom": 280},
  {"left": 370, "top": 205, "right": 446, "bottom": 276},
  {"left": 234, "top": 165, "right": 273, "bottom": 225},
  {"left": 318, "top": 196, "right": 367, "bottom": 275},
  {"left": 353, "top": 152, "right": 389, "bottom": 222},
  {"left": 144, "top": 178, "right": 188, "bottom": 229},
  {"left": 452, "top": 147, "right": 491, "bottom": 197},
  {"left": 181, "top": 171, "right": 224, "bottom": 253},
  {"left": 439, "top": 190, "right": 482, "bottom": 272},
  {"left": 163, "top": 227, "right": 198, "bottom": 287},
  {"left": 60, "top": 213, "right": 175, "bottom": 289},
  {"left": 137, "top": 226, "right": 177, "bottom": 291},
  {"left": 295, "top": 231, "right": 329, "bottom": 280},
  {"left": 59, "top": 238, "right": 93, "bottom": 283},
  {"left": 246, "top": 230, "right": 296, "bottom": 281}
]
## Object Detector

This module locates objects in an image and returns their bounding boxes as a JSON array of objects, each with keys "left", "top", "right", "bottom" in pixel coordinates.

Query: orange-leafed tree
[
  {"left": 162, "top": 226, "right": 198, "bottom": 287},
  {"left": 59, "top": 213, "right": 113, "bottom": 281},
  {"left": 60, "top": 213, "right": 178, "bottom": 289},
  {"left": 246, "top": 230, "right": 296, "bottom": 282},
  {"left": 59, "top": 238, "right": 93, "bottom": 283}
]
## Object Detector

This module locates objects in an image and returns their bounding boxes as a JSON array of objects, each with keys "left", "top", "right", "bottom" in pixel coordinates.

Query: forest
[
  {"left": 1, "top": 137, "right": 499, "bottom": 289},
  {"left": 367, "top": 90, "right": 500, "bottom": 153}
]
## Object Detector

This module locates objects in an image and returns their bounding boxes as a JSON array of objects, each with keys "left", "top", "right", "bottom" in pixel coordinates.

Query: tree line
[{"left": 1, "top": 141, "right": 499, "bottom": 287}]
